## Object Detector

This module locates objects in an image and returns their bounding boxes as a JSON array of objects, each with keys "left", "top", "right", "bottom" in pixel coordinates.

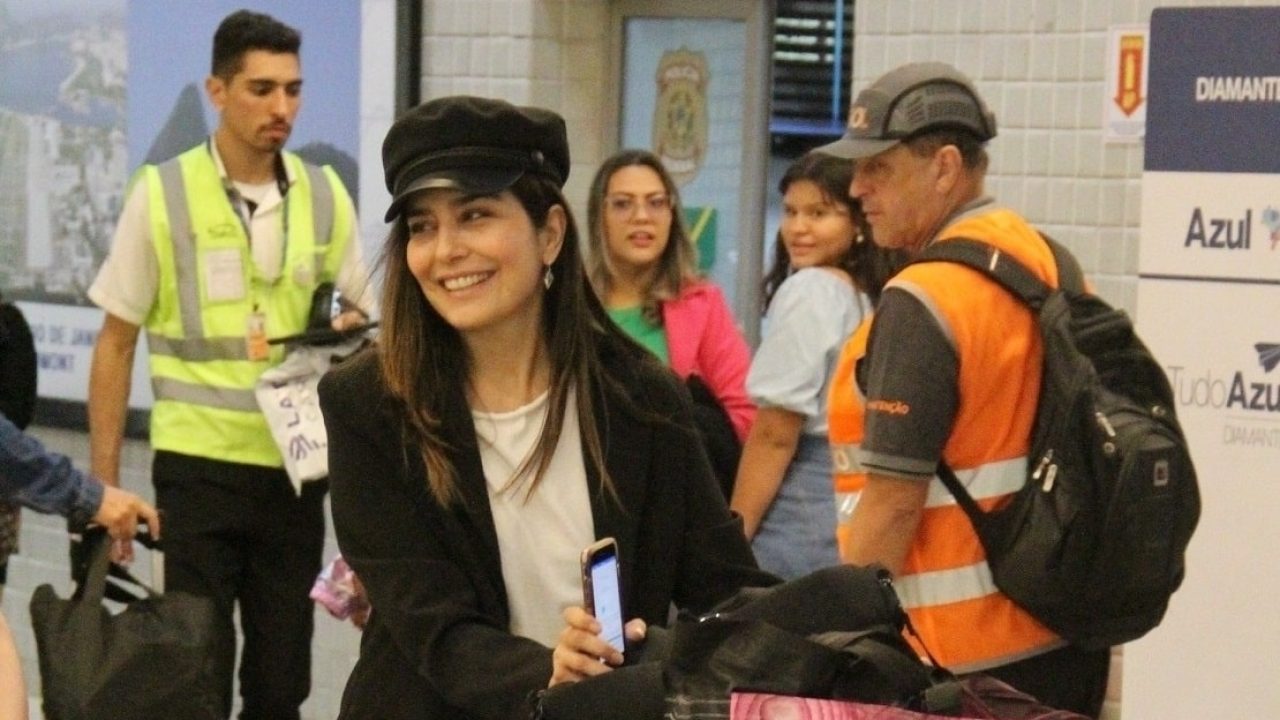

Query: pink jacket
[{"left": 661, "top": 280, "right": 756, "bottom": 441}]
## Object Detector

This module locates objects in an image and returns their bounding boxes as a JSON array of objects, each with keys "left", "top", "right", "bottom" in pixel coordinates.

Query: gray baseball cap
[{"left": 816, "top": 62, "right": 996, "bottom": 161}]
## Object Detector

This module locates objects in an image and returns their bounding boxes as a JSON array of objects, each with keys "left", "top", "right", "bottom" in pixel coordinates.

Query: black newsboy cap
[{"left": 381, "top": 96, "right": 570, "bottom": 222}]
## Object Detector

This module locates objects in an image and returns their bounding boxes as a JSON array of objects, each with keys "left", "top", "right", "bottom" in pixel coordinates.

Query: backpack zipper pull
[
  {"left": 1096, "top": 411, "right": 1116, "bottom": 438},
  {"left": 1096, "top": 412, "right": 1119, "bottom": 455},
  {"left": 1042, "top": 463, "right": 1058, "bottom": 492},
  {"left": 1031, "top": 449, "right": 1054, "bottom": 480}
]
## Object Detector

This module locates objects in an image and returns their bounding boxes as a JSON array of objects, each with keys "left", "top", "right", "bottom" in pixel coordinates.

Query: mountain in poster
[{"left": 142, "top": 83, "right": 207, "bottom": 166}]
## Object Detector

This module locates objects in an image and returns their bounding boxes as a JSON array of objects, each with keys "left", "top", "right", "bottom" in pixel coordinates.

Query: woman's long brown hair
[{"left": 376, "top": 174, "right": 619, "bottom": 507}]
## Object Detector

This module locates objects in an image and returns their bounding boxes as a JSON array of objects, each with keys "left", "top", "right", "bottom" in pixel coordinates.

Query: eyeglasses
[{"left": 605, "top": 194, "right": 672, "bottom": 217}]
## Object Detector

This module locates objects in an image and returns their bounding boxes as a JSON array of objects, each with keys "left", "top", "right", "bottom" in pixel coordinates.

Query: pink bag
[
  {"left": 730, "top": 677, "right": 1088, "bottom": 720},
  {"left": 310, "top": 554, "right": 369, "bottom": 621},
  {"left": 731, "top": 692, "right": 980, "bottom": 720}
]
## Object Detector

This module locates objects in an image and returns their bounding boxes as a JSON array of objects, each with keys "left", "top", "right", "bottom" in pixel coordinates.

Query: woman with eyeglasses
[
  {"left": 585, "top": 151, "right": 756, "bottom": 476},
  {"left": 729, "top": 152, "right": 907, "bottom": 580}
]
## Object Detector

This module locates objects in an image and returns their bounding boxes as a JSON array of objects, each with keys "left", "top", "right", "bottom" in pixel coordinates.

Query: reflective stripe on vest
[
  {"left": 143, "top": 145, "right": 351, "bottom": 465},
  {"left": 146, "top": 335, "right": 249, "bottom": 362},
  {"left": 157, "top": 159, "right": 204, "bottom": 342},
  {"left": 895, "top": 561, "right": 998, "bottom": 609},
  {"left": 830, "top": 442, "right": 863, "bottom": 475},
  {"left": 920, "top": 457, "right": 1025, "bottom": 509},
  {"left": 151, "top": 377, "right": 260, "bottom": 413},
  {"left": 304, "top": 163, "right": 335, "bottom": 259}
]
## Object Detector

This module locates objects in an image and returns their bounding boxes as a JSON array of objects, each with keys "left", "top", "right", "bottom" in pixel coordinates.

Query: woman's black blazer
[{"left": 320, "top": 337, "right": 775, "bottom": 720}]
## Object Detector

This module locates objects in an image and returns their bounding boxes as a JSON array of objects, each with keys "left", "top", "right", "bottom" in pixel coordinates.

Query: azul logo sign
[
  {"left": 1185, "top": 206, "right": 1280, "bottom": 251},
  {"left": 1191, "top": 342, "right": 1280, "bottom": 449},
  {"left": 1184, "top": 207, "right": 1251, "bottom": 249},
  {"left": 1168, "top": 341, "right": 1280, "bottom": 412},
  {"left": 1257, "top": 343, "right": 1280, "bottom": 373}
]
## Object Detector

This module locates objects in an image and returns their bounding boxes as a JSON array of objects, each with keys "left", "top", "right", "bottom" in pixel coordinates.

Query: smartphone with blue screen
[{"left": 580, "top": 537, "right": 625, "bottom": 658}]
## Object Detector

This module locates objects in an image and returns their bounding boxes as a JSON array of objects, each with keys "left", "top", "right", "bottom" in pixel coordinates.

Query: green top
[{"left": 607, "top": 305, "right": 669, "bottom": 364}]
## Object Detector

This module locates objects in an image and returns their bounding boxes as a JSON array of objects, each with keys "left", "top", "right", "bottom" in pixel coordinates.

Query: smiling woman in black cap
[{"left": 317, "top": 96, "right": 774, "bottom": 720}]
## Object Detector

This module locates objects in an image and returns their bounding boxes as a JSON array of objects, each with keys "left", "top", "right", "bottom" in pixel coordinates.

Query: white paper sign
[{"left": 202, "top": 248, "right": 246, "bottom": 302}]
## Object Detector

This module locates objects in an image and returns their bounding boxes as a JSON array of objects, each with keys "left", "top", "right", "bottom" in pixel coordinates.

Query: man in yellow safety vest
[{"left": 87, "top": 10, "right": 369, "bottom": 719}]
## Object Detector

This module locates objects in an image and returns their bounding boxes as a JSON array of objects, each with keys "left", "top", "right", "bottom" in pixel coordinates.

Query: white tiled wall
[
  {"left": 417, "top": 0, "right": 610, "bottom": 217},
  {"left": 855, "top": 0, "right": 1277, "bottom": 317}
]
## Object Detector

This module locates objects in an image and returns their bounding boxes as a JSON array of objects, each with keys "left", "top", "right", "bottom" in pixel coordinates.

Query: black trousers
[
  {"left": 982, "top": 643, "right": 1111, "bottom": 719},
  {"left": 153, "top": 451, "right": 327, "bottom": 720}
]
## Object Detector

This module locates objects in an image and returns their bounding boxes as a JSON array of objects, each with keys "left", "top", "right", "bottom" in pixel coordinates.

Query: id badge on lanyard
[
  {"left": 216, "top": 145, "right": 291, "bottom": 363},
  {"left": 246, "top": 307, "right": 269, "bottom": 361}
]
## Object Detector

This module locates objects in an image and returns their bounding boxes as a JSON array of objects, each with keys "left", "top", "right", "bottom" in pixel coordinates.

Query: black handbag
[
  {"left": 534, "top": 566, "right": 1085, "bottom": 720},
  {"left": 684, "top": 374, "right": 741, "bottom": 501},
  {"left": 29, "top": 532, "right": 223, "bottom": 720},
  {"left": 664, "top": 565, "right": 963, "bottom": 720},
  {"left": 663, "top": 566, "right": 1088, "bottom": 720},
  {"left": 535, "top": 566, "right": 957, "bottom": 720}
]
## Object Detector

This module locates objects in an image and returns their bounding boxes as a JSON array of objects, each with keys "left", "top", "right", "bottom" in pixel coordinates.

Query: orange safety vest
[{"left": 827, "top": 207, "right": 1063, "bottom": 672}]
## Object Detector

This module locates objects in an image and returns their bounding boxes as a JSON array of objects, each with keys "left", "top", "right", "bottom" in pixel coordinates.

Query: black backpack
[{"left": 913, "top": 236, "right": 1200, "bottom": 650}]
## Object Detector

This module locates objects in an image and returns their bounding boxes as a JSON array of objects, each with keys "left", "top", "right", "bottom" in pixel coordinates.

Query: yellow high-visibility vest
[{"left": 141, "top": 144, "right": 353, "bottom": 467}]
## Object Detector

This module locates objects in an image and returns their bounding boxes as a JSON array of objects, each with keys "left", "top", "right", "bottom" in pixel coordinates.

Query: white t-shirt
[
  {"left": 88, "top": 140, "right": 372, "bottom": 326},
  {"left": 233, "top": 179, "right": 275, "bottom": 216},
  {"left": 474, "top": 388, "right": 594, "bottom": 648}
]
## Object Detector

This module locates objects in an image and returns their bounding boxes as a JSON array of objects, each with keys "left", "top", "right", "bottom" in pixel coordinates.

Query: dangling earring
[{"left": 543, "top": 265, "right": 554, "bottom": 289}]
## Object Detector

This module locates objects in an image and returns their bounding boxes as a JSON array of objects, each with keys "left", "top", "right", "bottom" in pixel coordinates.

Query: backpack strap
[
  {"left": 935, "top": 461, "right": 985, "bottom": 531},
  {"left": 915, "top": 238, "right": 1050, "bottom": 309},
  {"left": 1041, "top": 234, "right": 1088, "bottom": 294},
  {"left": 917, "top": 233, "right": 1088, "bottom": 301}
]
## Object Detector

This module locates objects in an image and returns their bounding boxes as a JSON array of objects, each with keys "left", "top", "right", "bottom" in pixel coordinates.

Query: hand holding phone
[{"left": 581, "top": 537, "right": 625, "bottom": 658}]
